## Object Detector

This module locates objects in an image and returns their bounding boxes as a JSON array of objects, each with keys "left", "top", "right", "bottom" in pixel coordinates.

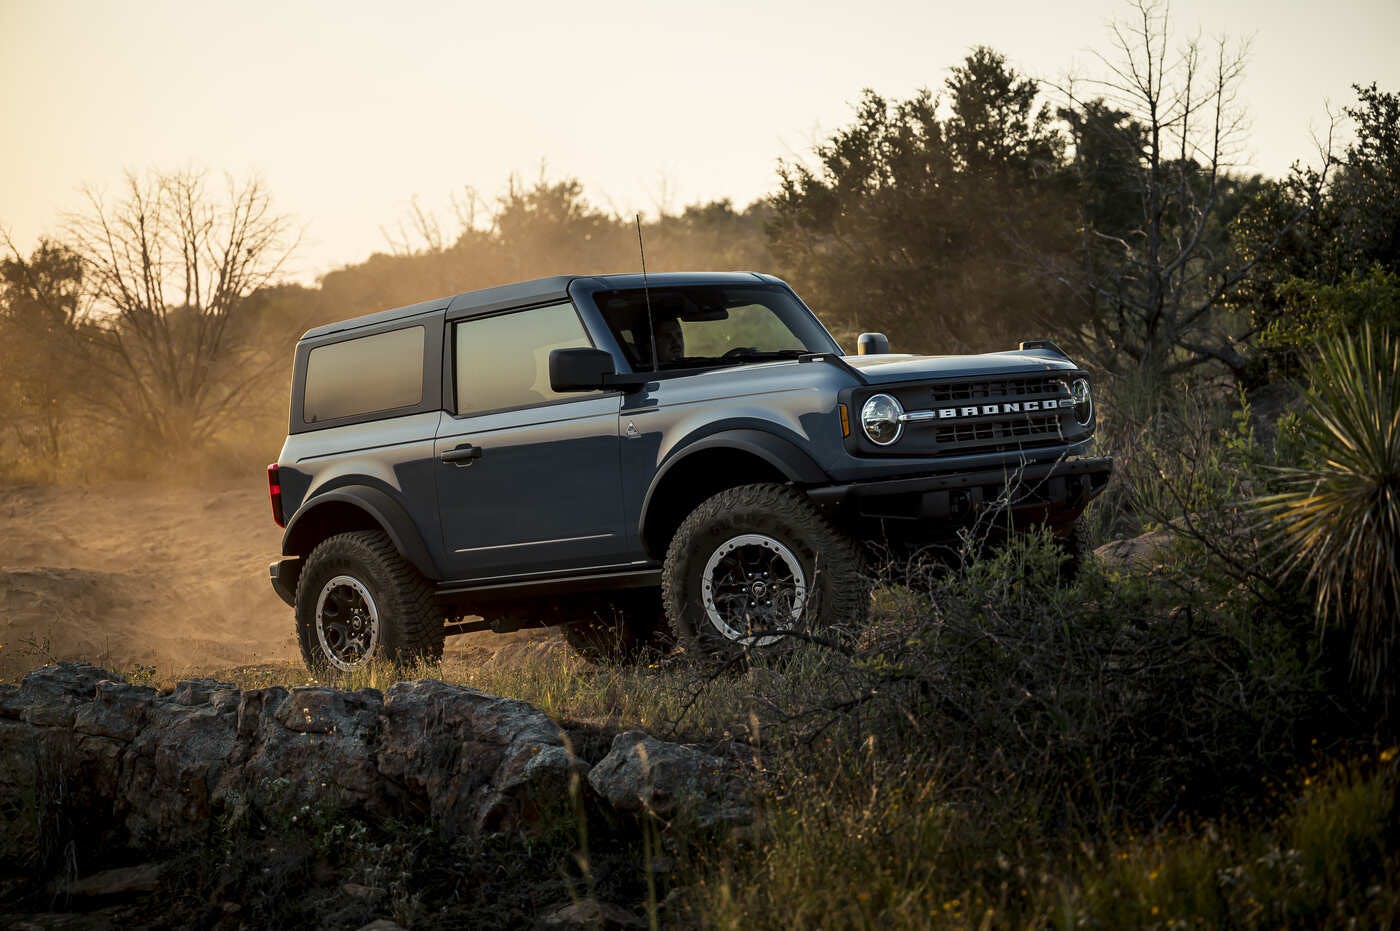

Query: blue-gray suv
[{"left": 267, "top": 272, "right": 1111, "bottom": 671}]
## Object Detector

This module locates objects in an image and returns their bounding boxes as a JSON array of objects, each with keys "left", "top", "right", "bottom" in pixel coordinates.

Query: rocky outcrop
[
  {"left": 376, "top": 678, "right": 583, "bottom": 834},
  {"left": 0, "top": 663, "right": 752, "bottom": 851},
  {"left": 589, "top": 730, "right": 753, "bottom": 830}
]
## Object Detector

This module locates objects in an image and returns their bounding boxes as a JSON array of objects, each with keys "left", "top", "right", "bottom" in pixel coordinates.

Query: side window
[
  {"left": 455, "top": 303, "right": 592, "bottom": 415},
  {"left": 303, "top": 326, "right": 425, "bottom": 423}
]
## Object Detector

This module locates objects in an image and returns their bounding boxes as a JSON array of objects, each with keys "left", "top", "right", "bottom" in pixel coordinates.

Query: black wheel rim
[
  {"left": 700, "top": 533, "right": 808, "bottom": 646},
  {"left": 314, "top": 575, "right": 380, "bottom": 670}
]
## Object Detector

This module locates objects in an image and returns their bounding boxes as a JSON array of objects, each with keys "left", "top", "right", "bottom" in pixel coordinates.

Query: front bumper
[
  {"left": 807, "top": 456, "right": 1113, "bottom": 529},
  {"left": 268, "top": 556, "right": 303, "bottom": 607}
]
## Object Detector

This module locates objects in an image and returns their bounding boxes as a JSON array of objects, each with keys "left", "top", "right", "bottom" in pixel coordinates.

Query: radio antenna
[{"left": 635, "top": 214, "right": 658, "bottom": 373}]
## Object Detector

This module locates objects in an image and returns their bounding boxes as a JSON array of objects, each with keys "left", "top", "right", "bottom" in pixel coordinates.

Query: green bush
[
  {"left": 685, "top": 526, "right": 1372, "bottom": 927},
  {"left": 1262, "top": 266, "right": 1400, "bottom": 363},
  {"left": 885, "top": 532, "right": 1323, "bottom": 819},
  {"left": 1259, "top": 327, "right": 1400, "bottom": 709}
]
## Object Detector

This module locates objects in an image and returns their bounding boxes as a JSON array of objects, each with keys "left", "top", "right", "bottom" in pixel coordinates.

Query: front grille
[
  {"left": 876, "top": 374, "right": 1083, "bottom": 457},
  {"left": 928, "top": 376, "right": 1063, "bottom": 405},
  {"left": 933, "top": 413, "right": 1062, "bottom": 446}
]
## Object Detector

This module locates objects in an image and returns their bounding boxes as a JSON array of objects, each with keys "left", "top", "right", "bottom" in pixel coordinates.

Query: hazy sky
[{"left": 3, "top": 0, "right": 1397, "bottom": 281}]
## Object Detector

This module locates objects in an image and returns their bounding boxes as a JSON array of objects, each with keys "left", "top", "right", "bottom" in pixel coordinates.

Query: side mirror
[
  {"left": 549, "top": 347, "right": 616, "bottom": 392},
  {"left": 857, "top": 332, "right": 891, "bottom": 355}
]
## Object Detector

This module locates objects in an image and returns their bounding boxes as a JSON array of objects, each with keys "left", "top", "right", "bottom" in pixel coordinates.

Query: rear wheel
[
  {"left": 662, "top": 483, "right": 867, "bottom": 660},
  {"left": 295, "top": 531, "right": 445, "bottom": 673}
]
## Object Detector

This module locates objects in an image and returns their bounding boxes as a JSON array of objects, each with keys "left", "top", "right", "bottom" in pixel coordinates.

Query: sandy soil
[{"left": 0, "top": 479, "right": 296, "bottom": 679}]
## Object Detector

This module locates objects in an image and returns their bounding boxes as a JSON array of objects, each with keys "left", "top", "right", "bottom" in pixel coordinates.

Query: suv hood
[{"left": 842, "top": 351, "right": 1078, "bottom": 384}]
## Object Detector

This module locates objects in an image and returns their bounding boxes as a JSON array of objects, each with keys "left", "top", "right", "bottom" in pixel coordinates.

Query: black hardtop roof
[{"left": 298, "top": 271, "right": 782, "bottom": 341}]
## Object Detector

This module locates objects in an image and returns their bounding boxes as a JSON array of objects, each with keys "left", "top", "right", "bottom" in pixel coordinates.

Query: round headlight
[
  {"left": 860, "top": 393, "right": 904, "bottom": 446},
  {"left": 1069, "top": 377, "right": 1093, "bottom": 426}
]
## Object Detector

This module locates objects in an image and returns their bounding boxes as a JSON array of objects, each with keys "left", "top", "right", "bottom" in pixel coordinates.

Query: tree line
[{"left": 2, "top": 0, "right": 1397, "bottom": 477}]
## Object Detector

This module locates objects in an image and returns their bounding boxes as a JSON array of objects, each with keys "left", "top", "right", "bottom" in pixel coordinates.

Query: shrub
[
  {"left": 1262, "top": 267, "right": 1400, "bottom": 360},
  {"left": 889, "top": 532, "right": 1323, "bottom": 819},
  {"left": 1060, "top": 759, "right": 1400, "bottom": 929},
  {"left": 1258, "top": 327, "right": 1400, "bottom": 709},
  {"left": 684, "top": 524, "right": 1327, "bottom": 838}
]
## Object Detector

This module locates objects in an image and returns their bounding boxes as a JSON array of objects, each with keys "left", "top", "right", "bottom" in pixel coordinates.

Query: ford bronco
[{"left": 266, "top": 272, "right": 1111, "bottom": 671}]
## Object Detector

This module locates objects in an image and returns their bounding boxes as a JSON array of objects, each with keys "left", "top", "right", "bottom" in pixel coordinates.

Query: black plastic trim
[
  {"left": 268, "top": 556, "right": 302, "bottom": 607},
  {"left": 637, "top": 428, "right": 829, "bottom": 539},
  {"left": 435, "top": 567, "right": 663, "bottom": 605},
  {"left": 281, "top": 485, "right": 443, "bottom": 579},
  {"left": 808, "top": 456, "right": 1114, "bottom": 518}
]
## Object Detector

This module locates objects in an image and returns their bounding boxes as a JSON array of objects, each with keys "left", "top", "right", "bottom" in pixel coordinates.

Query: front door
[{"left": 435, "top": 302, "right": 628, "bottom": 580}]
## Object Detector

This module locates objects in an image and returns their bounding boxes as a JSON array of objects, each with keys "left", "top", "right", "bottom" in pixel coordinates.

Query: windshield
[{"left": 595, "top": 285, "right": 839, "bottom": 371}]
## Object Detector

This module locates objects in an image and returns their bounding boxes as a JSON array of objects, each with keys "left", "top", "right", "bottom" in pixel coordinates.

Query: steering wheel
[{"left": 720, "top": 346, "right": 760, "bottom": 359}]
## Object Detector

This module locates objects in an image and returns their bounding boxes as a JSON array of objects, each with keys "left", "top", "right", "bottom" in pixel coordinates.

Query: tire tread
[
  {"left": 661, "top": 483, "right": 867, "bottom": 655},
  {"left": 294, "top": 530, "right": 443, "bottom": 670}
]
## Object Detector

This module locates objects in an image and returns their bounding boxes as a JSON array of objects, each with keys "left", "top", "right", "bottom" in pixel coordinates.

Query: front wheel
[
  {"left": 294, "top": 531, "right": 445, "bottom": 673},
  {"left": 661, "top": 484, "right": 867, "bottom": 659}
]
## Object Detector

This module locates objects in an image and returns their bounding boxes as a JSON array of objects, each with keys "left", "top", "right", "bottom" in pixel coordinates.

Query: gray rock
[
  {"left": 209, "top": 688, "right": 240, "bottom": 713},
  {"left": 0, "top": 664, "right": 570, "bottom": 845},
  {"left": 59, "top": 861, "right": 165, "bottom": 898},
  {"left": 537, "top": 898, "right": 647, "bottom": 929},
  {"left": 17, "top": 662, "right": 110, "bottom": 726},
  {"left": 0, "top": 662, "right": 752, "bottom": 849},
  {"left": 588, "top": 730, "right": 753, "bottom": 829},
  {"left": 0, "top": 682, "right": 24, "bottom": 720},
  {"left": 240, "top": 685, "right": 385, "bottom": 816},
  {"left": 171, "top": 677, "right": 236, "bottom": 706},
  {"left": 378, "top": 679, "right": 582, "bottom": 834},
  {"left": 276, "top": 685, "right": 381, "bottom": 736},
  {"left": 1094, "top": 529, "right": 1176, "bottom": 570},
  {"left": 74, "top": 680, "right": 157, "bottom": 741}
]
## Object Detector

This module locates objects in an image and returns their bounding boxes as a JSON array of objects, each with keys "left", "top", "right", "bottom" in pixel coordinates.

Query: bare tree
[
  {"left": 1055, "top": 0, "right": 1310, "bottom": 382},
  {"left": 67, "top": 170, "right": 295, "bottom": 446}
]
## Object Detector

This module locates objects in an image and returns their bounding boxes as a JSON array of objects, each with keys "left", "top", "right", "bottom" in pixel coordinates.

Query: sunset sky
[{"left": 3, "top": 0, "right": 1398, "bottom": 282}]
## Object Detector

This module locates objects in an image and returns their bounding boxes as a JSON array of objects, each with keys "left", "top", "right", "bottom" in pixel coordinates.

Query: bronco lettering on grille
[{"left": 935, "top": 398, "right": 1073, "bottom": 419}]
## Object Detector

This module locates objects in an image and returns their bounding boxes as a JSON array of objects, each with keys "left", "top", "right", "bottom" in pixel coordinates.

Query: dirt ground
[
  {"left": 0, "top": 479, "right": 547, "bottom": 683},
  {"left": 0, "top": 479, "right": 298, "bottom": 680}
]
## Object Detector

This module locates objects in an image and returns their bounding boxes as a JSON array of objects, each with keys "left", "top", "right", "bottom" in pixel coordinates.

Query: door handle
[{"left": 440, "top": 444, "right": 482, "bottom": 465}]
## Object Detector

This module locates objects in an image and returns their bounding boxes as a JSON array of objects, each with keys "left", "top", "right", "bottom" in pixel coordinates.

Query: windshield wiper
[
  {"left": 657, "top": 349, "right": 811, "bottom": 371},
  {"left": 721, "top": 348, "right": 809, "bottom": 361}
]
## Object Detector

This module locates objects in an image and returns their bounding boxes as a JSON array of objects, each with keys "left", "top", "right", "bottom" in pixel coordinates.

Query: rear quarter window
[{"left": 303, "top": 325, "right": 425, "bottom": 423}]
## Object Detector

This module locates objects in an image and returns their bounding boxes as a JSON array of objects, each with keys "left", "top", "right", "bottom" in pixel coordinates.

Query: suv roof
[{"left": 299, "top": 271, "right": 784, "bottom": 340}]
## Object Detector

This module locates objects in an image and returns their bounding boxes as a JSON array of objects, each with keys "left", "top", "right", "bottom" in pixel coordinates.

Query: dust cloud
[{"left": 0, "top": 480, "right": 296, "bottom": 679}]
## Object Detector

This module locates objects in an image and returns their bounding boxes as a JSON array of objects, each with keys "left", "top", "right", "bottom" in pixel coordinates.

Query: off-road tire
[
  {"left": 662, "top": 483, "right": 867, "bottom": 660},
  {"left": 563, "top": 588, "right": 669, "bottom": 664},
  {"left": 295, "top": 530, "right": 444, "bottom": 673}
]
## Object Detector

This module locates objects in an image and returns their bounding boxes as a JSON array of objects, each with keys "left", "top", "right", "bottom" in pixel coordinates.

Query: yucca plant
[{"left": 1258, "top": 327, "right": 1400, "bottom": 707}]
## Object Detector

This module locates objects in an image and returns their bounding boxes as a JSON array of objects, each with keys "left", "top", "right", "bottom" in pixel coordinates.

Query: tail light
[{"left": 267, "top": 463, "right": 285, "bottom": 527}]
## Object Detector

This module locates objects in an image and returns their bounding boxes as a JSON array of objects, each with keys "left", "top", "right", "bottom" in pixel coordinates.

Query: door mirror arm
[{"left": 600, "top": 372, "right": 653, "bottom": 393}]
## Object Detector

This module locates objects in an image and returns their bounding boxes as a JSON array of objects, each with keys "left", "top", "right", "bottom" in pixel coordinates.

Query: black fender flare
[
  {"left": 638, "top": 428, "right": 829, "bottom": 539},
  {"left": 281, "top": 485, "right": 442, "bottom": 580}
]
